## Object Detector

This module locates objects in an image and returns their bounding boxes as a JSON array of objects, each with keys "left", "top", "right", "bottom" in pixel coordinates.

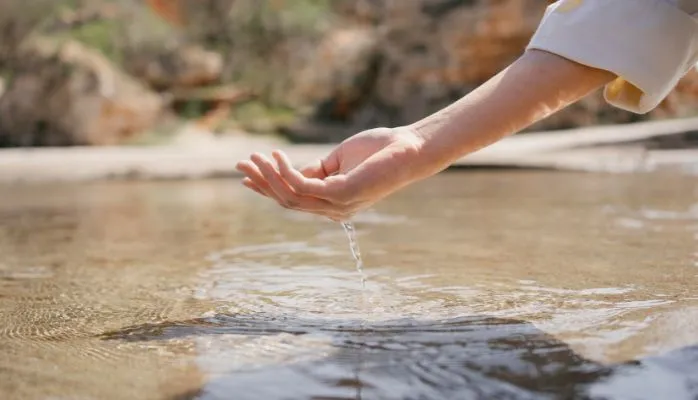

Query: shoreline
[{"left": 1, "top": 118, "right": 697, "bottom": 184}]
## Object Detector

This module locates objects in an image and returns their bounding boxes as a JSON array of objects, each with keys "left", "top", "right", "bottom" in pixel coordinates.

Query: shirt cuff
[{"left": 526, "top": 0, "right": 698, "bottom": 114}]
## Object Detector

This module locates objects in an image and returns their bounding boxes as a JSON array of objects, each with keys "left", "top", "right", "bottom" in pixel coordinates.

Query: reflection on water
[
  {"left": 100, "top": 312, "right": 698, "bottom": 400},
  {"left": 0, "top": 171, "right": 697, "bottom": 399},
  {"left": 102, "top": 314, "right": 607, "bottom": 400}
]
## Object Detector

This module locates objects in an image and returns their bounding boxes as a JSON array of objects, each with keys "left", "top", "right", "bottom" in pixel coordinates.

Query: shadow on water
[{"left": 99, "top": 313, "right": 698, "bottom": 400}]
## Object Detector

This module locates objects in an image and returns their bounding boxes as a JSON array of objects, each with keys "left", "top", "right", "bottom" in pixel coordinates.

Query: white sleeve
[{"left": 526, "top": 0, "right": 698, "bottom": 114}]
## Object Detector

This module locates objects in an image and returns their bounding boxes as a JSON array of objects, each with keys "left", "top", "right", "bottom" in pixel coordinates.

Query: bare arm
[
  {"left": 237, "top": 49, "right": 616, "bottom": 220},
  {"left": 409, "top": 49, "right": 616, "bottom": 177}
]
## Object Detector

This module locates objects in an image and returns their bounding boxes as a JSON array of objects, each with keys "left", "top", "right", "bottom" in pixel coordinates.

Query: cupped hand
[{"left": 235, "top": 127, "right": 427, "bottom": 221}]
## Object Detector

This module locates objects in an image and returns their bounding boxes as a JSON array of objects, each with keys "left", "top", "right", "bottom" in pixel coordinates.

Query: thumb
[
  {"left": 273, "top": 150, "right": 335, "bottom": 199},
  {"left": 298, "top": 147, "right": 341, "bottom": 179}
]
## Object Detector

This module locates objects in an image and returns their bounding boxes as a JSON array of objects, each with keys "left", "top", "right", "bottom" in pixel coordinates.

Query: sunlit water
[{"left": 0, "top": 171, "right": 697, "bottom": 399}]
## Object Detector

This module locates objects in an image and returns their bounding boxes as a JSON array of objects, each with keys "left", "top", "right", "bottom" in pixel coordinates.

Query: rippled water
[{"left": 1, "top": 171, "right": 697, "bottom": 399}]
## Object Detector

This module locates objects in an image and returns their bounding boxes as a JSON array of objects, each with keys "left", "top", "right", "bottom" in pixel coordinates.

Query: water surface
[{"left": 1, "top": 171, "right": 697, "bottom": 399}]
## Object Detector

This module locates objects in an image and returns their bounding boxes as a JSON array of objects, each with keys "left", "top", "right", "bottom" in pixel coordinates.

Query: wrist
[{"left": 394, "top": 125, "right": 452, "bottom": 180}]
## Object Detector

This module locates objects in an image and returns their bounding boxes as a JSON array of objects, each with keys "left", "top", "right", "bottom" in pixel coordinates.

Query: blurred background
[{"left": 1, "top": 0, "right": 697, "bottom": 149}]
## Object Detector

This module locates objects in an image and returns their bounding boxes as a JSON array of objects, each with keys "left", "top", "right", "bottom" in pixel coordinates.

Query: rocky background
[{"left": 1, "top": 0, "right": 697, "bottom": 147}]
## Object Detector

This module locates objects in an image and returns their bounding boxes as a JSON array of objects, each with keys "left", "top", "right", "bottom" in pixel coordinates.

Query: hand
[{"left": 235, "top": 127, "right": 428, "bottom": 221}]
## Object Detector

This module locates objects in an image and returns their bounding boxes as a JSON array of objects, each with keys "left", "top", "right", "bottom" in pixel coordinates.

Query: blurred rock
[
  {"left": 287, "top": 0, "right": 554, "bottom": 140},
  {"left": 170, "top": 84, "right": 255, "bottom": 132},
  {"left": 125, "top": 44, "right": 224, "bottom": 91},
  {"left": 292, "top": 27, "right": 380, "bottom": 118},
  {"left": 285, "top": 0, "right": 697, "bottom": 142},
  {"left": 145, "top": 0, "right": 237, "bottom": 29},
  {"left": 0, "top": 0, "right": 58, "bottom": 68},
  {"left": 46, "top": 3, "right": 122, "bottom": 32},
  {"left": 0, "top": 77, "right": 5, "bottom": 99},
  {"left": 0, "top": 38, "right": 164, "bottom": 147},
  {"left": 1, "top": 0, "right": 693, "bottom": 147}
]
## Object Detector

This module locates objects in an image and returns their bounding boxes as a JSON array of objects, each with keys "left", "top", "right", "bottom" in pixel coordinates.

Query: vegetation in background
[
  {"left": 0, "top": 0, "right": 336, "bottom": 118},
  {"left": 0, "top": 0, "right": 60, "bottom": 67},
  {"left": 193, "top": 0, "right": 336, "bottom": 107},
  {"left": 2, "top": 0, "right": 693, "bottom": 147}
]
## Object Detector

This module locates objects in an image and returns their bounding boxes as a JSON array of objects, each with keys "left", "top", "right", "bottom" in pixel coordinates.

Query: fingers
[
  {"left": 273, "top": 151, "right": 336, "bottom": 200},
  {"left": 242, "top": 177, "right": 266, "bottom": 197},
  {"left": 236, "top": 160, "right": 275, "bottom": 198},
  {"left": 298, "top": 150, "right": 340, "bottom": 180},
  {"left": 237, "top": 150, "right": 356, "bottom": 220},
  {"left": 321, "top": 148, "right": 341, "bottom": 177},
  {"left": 249, "top": 153, "right": 338, "bottom": 213},
  {"left": 249, "top": 153, "right": 299, "bottom": 206},
  {"left": 297, "top": 160, "right": 326, "bottom": 180}
]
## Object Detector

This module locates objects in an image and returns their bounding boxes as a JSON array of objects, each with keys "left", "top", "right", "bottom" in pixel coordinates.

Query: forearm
[{"left": 409, "top": 49, "right": 616, "bottom": 174}]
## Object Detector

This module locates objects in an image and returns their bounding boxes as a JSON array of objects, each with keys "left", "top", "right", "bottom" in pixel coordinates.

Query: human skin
[{"left": 236, "top": 49, "right": 616, "bottom": 221}]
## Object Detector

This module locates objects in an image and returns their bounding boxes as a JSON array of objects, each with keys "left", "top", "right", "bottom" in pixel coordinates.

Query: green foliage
[
  {"left": 230, "top": 0, "right": 334, "bottom": 38},
  {"left": 0, "top": 0, "right": 339, "bottom": 140},
  {"left": 197, "top": 0, "right": 336, "bottom": 107},
  {"left": 59, "top": 20, "right": 122, "bottom": 61},
  {"left": 124, "top": 123, "right": 181, "bottom": 146},
  {"left": 0, "top": 0, "right": 61, "bottom": 66},
  {"left": 49, "top": 1, "right": 178, "bottom": 63},
  {"left": 231, "top": 100, "right": 297, "bottom": 133},
  {"left": 179, "top": 101, "right": 207, "bottom": 120}
]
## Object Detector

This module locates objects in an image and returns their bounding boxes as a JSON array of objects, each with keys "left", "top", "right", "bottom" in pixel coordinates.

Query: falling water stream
[{"left": 341, "top": 221, "right": 367, "bottom": 289}]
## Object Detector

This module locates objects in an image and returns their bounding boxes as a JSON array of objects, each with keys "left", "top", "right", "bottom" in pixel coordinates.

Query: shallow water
[{"left": 0, "top": 171, "right": 697, "bottom": 400}]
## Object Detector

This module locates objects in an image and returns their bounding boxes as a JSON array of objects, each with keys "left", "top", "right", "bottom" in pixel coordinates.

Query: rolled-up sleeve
[{"left": 526, "top": 0, "right": 698, "bottom": 114}]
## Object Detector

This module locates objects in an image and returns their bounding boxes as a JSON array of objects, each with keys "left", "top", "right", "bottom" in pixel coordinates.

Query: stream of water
[{"left": 341, "top": 221, "right": 367, "bottom": 289}]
